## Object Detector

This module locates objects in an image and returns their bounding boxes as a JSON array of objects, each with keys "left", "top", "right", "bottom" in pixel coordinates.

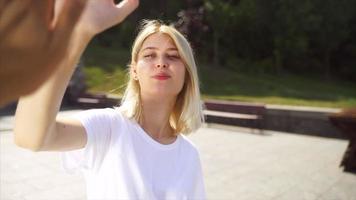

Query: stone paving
[{"left": 1, "top": 110, "right": 355, "bottom": 200}]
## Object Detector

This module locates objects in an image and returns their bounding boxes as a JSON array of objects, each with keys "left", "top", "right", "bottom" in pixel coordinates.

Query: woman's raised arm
[{"left": 13, "top": 0, "right": 139, "bottom": 151}]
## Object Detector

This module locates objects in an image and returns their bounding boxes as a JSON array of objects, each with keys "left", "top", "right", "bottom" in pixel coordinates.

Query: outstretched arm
[{"left": 14, "top": 0, "right": 139, "bottom": 151}]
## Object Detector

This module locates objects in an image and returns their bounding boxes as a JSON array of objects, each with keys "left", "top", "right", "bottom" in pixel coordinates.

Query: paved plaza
[{"left": 1, "top": 110, "right": 355, "bottom": 200}]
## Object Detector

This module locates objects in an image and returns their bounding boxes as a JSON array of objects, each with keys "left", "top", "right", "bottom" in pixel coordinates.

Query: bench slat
[{"left": 203, "top": 110, "right": 259, "bottom": 119}]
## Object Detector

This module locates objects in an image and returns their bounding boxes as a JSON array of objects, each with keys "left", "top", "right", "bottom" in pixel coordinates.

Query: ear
[
  {"left": 130, "top": 64, "right": 138, "bottom": 80},
  {"left": 130, "top": 64, "right": 136, "bottom": 74}
]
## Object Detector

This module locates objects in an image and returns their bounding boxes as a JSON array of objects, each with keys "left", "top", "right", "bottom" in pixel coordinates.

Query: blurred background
[
  {"left": 1, "top": 0, "right": 356, "bottom": 199},
  {"left": 80, "top": 0, "right": 356, "bottom": 108}
]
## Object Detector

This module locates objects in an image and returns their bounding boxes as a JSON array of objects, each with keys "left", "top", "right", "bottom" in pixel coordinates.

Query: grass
[
  {"left": 81, "top": 45, "right": 356, "bottom": 108},
  {"left": 199, "top": 66, "right": 356, "bottom": 108}
]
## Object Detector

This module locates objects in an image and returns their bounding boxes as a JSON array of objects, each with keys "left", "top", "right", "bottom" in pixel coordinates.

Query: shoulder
[
  {"left": 179, "top": 134, "right": 201, "bottom": 159},
  {"left": 75, "top": 107, "right": 116, "bottom": 117},
  {"left": 71, "top": 107, "right": 130, "bottom": 131},
  {"left": 75, "top": 107, "right": 124, "bottom": 121}
]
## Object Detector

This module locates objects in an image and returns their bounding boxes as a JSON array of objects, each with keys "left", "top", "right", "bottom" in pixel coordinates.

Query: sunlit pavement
[{"left": 1, "top": 110, "right": 355, "bottom": 200}]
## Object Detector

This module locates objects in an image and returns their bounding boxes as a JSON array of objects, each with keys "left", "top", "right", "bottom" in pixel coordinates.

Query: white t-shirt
[{"left": 62, "top": 108, "right": 206, "bottom": 200}]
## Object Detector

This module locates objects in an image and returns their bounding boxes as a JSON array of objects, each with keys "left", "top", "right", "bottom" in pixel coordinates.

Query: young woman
[{"left": 14, "top": 0, "right": 206, "bottom": 199}]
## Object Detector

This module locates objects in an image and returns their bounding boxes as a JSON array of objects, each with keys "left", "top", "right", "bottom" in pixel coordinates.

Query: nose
[
  {"left": 156, "top": 64, "right": 167, "bottom": 68},
  {"left": 156, "top": 57, "right": 168, "bottom": 68}
]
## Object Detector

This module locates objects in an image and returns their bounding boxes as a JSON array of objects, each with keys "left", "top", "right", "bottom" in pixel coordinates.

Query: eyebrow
[{"left": 141, "top": 47, "right": 178, "bottom": 52}]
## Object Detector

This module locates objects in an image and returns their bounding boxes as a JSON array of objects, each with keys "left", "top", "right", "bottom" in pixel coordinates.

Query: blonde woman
[{"left": 14, "top": 0, "right": 206, "bottom": 199}]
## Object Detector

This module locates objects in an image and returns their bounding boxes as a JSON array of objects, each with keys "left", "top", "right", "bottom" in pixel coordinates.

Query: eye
[
  {"left": 167, "top": 54, "right": 180, "bottom": 60},
  {"left": 144, "top": 54, "right": 154, "bottom": 58}
]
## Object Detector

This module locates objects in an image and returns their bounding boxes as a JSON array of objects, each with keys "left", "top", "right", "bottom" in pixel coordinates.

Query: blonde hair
[{"left": 118, "top": 20, "right": 204, "bottom": 135}]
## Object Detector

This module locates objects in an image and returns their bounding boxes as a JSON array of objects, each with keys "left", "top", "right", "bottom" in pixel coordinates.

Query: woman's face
[{"left": 134, "top": 33, "right": 186, "bottom": 99}]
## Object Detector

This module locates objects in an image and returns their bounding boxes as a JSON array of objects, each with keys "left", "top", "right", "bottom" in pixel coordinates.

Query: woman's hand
[
  {"left": 0, "top": 0, "right": 87, "bottom": 105},
  {"left": 69, "top": 0, "right": 139, "bottom": 37},
  {"left": 12, "top": 0, "right": 139, "bottom": 151},
  {"left": 0, "top": 0, "right": 139, "bottom": 106}
]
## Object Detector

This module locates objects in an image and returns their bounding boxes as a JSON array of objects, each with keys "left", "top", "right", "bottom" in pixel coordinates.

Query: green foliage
[
  {"left": 84, "top": 42, "right": 130, "bottom": 72},
  {"left": 82, "top": 56, "right": 356, "bottom": 108},
  {"left": 90, "top": 0, "right": 356, "bottom": 81},
  {"left": 81, "top": 0, "right": 356, "bottom": 108},
  {"left": 83, "top": 67, "right": 128, "bottom": 95},
  {"left": 199, "top": 0, "right": 356, "bottom": 81},
  {"left": 199, "top": 65, "right": 356, "bottom": 108},
  {"left": 82, "top": 43, "right": 129, "bottom": 94}
]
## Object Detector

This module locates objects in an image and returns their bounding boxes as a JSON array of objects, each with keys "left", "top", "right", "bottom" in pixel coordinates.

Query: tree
[
  {"left": 204, "top": 0, "right": 238, "bottom": 66},
  {"left": 311, "top": 0, "right": 355, "bottom": 79}
]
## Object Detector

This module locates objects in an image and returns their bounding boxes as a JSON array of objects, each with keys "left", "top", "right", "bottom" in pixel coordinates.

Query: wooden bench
[
  {"left": 204, "top": 99, "right": 266, "bottom": 132},
  {"left": 64, "top": 92, "right": 120, "bottom": 109}
]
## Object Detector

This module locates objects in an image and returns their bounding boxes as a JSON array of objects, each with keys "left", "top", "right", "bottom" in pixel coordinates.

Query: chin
[{"left": 148, "top": 89, "right": 180, "bottom": 98}]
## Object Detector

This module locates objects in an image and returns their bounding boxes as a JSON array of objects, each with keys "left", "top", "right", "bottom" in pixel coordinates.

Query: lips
[{"left": 152, "top": 73, "right": 171, "bottom": 80}]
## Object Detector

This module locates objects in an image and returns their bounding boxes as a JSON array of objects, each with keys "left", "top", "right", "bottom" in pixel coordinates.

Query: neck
[{"left": 139, "top": 94, "right": 177, "bottom": 141}]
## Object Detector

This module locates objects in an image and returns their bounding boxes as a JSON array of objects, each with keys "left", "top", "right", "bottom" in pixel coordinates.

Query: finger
[
  {"left": 0, "top": 0, "right": 32, "bottom": 43},
  {"left": 114, "top": 0, "right": 139, "bottom": 23},
  {"left": 53, "top": 0, "right": 87, "bottom": 38},
  {"left": 53, "top": 0, "right": 67, "bottom": 27},
  {"left": 0, "top": 0, "right": 31, "bottom": 31},
  {"left": 0, "top": 0, "right": 30, "bottom": 20},
  {"left": 0, "top": 0, "right": 12, "bottom": 16},
  {"left": 32, "top": 0, "right": 54, "bottom": 29},
  {"left": 43, "top": 0, "right": 55, "bottom": 29}
]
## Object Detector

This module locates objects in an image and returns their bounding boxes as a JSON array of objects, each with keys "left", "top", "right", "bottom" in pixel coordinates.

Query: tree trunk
[
  {"left": 324, "top": 48, "right": 331, "bottom": 80},
  {"left": 213, "top": 30, "right": 219, "bottom": 67},
  {"left": 273, "top": 49, "right": 283, "bottom": 75}
]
